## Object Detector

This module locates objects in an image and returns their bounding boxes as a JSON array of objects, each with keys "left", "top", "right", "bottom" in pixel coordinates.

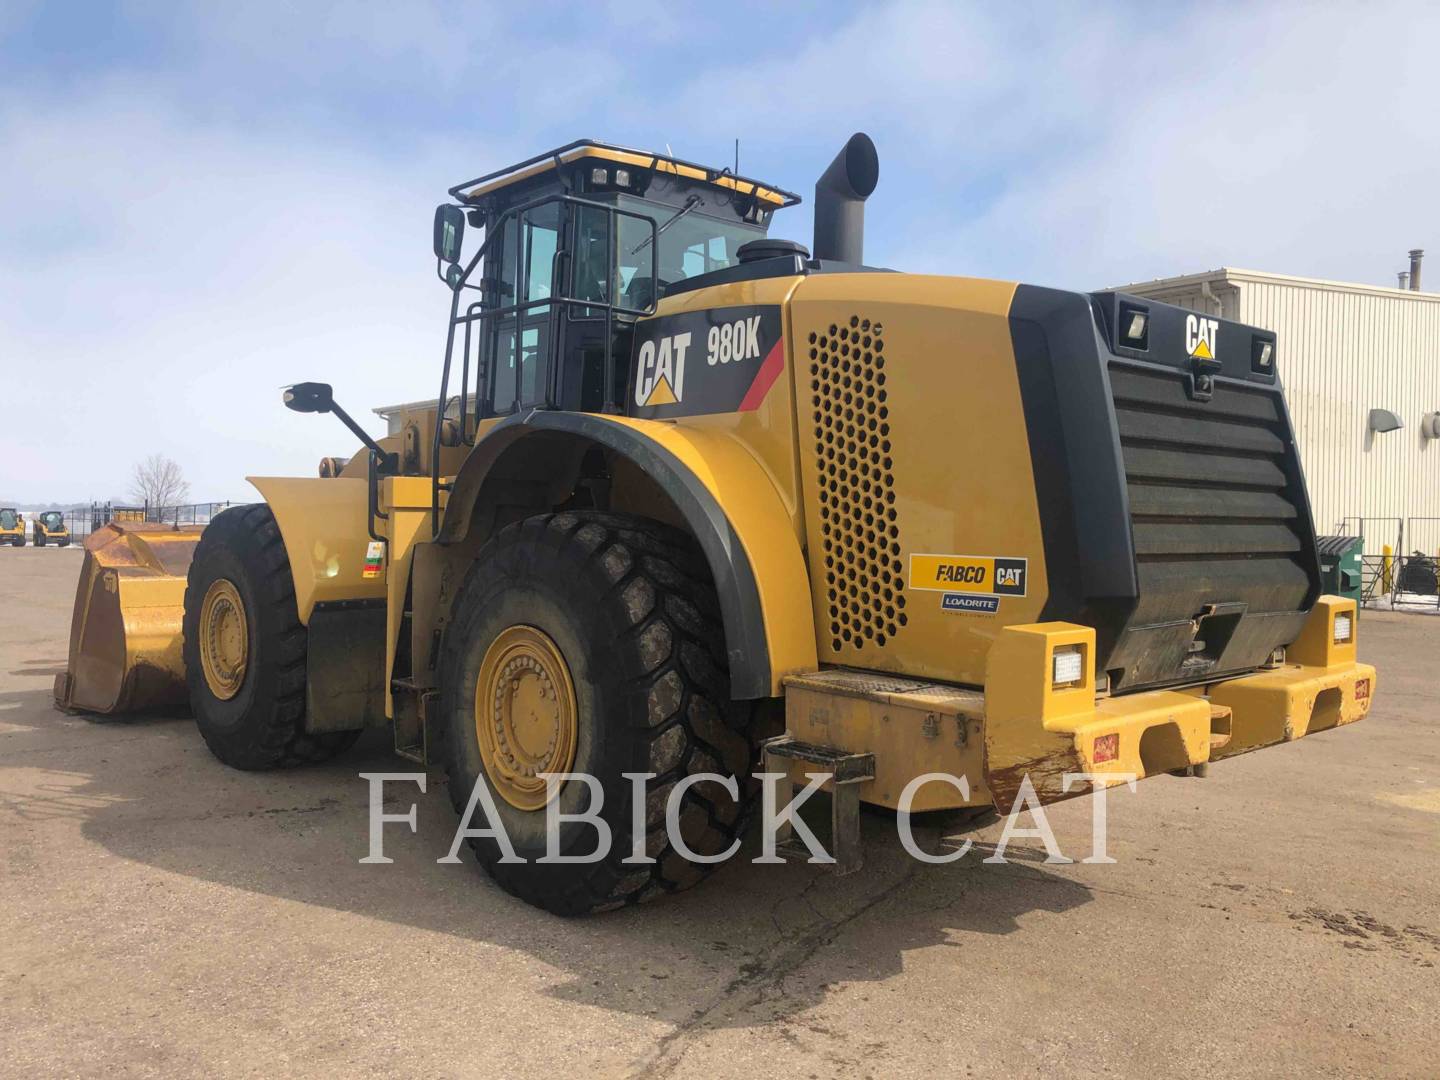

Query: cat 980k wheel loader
[{"left": 56, "top": 134, "right": 1376, "bottom": 915}]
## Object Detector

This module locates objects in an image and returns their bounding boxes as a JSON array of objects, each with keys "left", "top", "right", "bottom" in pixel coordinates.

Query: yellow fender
[
  {"left": 441, "top": 411, "right": 816, "bottom": 699},
  {"left": 247, "top": 476, "right": 385, "bottom": 623}
]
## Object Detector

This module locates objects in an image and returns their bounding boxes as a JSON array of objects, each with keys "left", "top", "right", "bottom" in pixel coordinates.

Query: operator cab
[{"left": 432, "top": 141, "right": 799, "bottom": 428}]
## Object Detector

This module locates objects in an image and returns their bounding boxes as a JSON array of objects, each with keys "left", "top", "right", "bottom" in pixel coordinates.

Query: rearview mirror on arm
[
  {"left": 283, "top": 382, "right": 333, "bottom": 414},
  {"left": 433, "top": 204, "right": 465, "bottom": 264}
]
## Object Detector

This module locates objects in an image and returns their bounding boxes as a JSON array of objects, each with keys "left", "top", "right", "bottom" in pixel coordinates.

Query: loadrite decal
[
  {"left": 941, "top": 594, "right": 1000, "bottom": 614},
  {"left": 629, "top": 305, "right": 784, "bottom": 419},
  {"left": 1185, "top": 313, "right": 1219, "bottom": 361},
  {"left": 909, "top": 554, "right": 1028, "bottom": 596}
]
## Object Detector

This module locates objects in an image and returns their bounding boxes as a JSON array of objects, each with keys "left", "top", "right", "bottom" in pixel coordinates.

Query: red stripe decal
[{"left": 737, "top": 337, "right": 785, "bottom": 412}]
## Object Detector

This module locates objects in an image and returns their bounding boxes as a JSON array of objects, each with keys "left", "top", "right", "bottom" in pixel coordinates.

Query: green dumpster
[{"left": 1315, "top": 534, "right": 1364, "bottom": 602}]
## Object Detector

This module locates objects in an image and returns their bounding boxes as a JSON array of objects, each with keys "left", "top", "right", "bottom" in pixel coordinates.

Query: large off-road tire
[
  {"left": 182, "top": 503, "right": 359, "bottom": 769},
  {"left": 440, "top": 511, "right": 777, "bottom": 916}
]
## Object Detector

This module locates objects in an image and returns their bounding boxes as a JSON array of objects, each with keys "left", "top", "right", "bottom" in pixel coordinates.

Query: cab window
[
  {"left": 615, "top": 194, "right": 760, "bottom": 291},
  {"left": 489, "top": 202, "right": 559, "bottom": 413}
]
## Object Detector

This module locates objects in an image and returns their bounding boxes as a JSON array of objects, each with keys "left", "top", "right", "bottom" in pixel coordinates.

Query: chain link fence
[
  {"left": 58, "top": 501, "right": 234, "bottom": 543},
  {"left": 1338, "top": 516, "right": 1440, "bottom": 612}
]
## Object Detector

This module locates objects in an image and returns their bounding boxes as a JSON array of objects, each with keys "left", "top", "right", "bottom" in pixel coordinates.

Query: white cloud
[
  {"left": 924, "top": 2, "right": 1440, "bottom": 290},
  {"left": 1, "top": 1, "right": 1436, "bottom": 503},
  {"left": 653, "top": 1, "right": 1438, "bottom": 289},
  {"left": 0, "top": 82, "right": 490, "bottom": 502}
]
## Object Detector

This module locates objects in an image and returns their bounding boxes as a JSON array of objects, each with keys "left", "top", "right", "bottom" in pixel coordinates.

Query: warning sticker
[
  {"left": 362, "top": 540, "right": 386, "bottom": 581},
  {"left": 909, "top": 554, "right": 1027, "bottom": 596}
]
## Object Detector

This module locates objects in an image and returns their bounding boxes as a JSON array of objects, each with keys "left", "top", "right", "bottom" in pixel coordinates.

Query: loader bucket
[{"left": 53, "top": 522, "right": 204, "bottom": 715}]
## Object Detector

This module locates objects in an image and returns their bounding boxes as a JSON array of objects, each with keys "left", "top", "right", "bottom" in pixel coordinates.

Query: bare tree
[{"left": 129, "top": 454, "right": 190, "bottom": 519}]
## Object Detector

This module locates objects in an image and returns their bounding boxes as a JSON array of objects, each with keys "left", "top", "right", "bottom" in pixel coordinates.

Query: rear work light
[
  {"left": 1251, "top": 336, "right": 1276, "bottom": 376},
  {"left": 1118, "top": 303, "right": 1149, "bottom": 350},
  {"left": 1052, "top": 646, "right": 1085, "bottom": 688},
  {"left": 1333, "top": 612, "right": 1353, "bottom": 644}
]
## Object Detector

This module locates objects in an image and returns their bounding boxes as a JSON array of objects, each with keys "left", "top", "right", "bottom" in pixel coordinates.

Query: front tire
[
  {"left": 440, "top": 511, "right": 773, "bottom": 916},
  {"left": 182, "top": 504, "right": 358, "bottom": 769}
]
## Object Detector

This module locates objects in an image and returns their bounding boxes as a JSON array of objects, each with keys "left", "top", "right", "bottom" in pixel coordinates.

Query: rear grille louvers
[
  {"left": 809, "top": 316, "right": 906, "bottom": 651},
  {"left": 1109, "top": 363, "right": 1313, "bottom": 625}
]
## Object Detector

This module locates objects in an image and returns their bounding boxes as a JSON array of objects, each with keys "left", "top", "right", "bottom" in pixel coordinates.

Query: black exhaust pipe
[{"left": 813, "top": 133, "right": 879, "bottom": 264}]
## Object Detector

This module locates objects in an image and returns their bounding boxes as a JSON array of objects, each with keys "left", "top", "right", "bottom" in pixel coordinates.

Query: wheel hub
[
  {"left": 475, "top": 625, "right": 578, "bottom": 811},
  {"left": 198, "top": 578, "right": 249, "bottom": 700}
]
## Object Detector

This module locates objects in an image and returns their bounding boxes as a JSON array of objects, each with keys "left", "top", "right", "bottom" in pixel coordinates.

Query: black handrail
[{"left": 367, "top": 449, "right": 388, "bottom": 543}]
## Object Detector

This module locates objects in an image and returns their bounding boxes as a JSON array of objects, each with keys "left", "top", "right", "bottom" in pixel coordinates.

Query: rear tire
[
  {"left": 182, "top": 503, "right": 358, "bottom": 769},
  {"left": 440, "top": 511, "right": 777, "bottom": 916}
]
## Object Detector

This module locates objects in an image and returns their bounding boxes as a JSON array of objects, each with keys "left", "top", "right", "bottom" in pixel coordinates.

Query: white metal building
[{"left": 1116, "top": 266, "right": 1440, "bottom": 556}]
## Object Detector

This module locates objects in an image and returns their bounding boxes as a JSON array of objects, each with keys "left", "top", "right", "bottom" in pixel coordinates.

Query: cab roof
[{"left": 449, "top": 140, "right": 801, "bottom": 209}]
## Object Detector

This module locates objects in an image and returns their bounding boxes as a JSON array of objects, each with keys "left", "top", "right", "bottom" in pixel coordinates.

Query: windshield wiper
[{"left": 630, "top": 195, "right": 702, "bottom": 255}]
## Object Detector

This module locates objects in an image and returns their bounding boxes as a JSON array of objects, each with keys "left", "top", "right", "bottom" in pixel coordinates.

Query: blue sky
[{"left": 2, "top": 0, "right": 1436, "bottom": 502}]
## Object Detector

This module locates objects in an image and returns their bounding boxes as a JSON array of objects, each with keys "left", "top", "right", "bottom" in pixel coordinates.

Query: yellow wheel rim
[
  {"left": 475, "top": 625, "right": 579, "bottom": 811},
  {"left": 199, "top": 578, "right": 249, "bottom": 700}
]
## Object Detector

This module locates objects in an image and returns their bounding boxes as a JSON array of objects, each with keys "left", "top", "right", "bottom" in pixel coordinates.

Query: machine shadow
[{"left": 61, "top": 723, "right": 1093, "bottom": 1030}]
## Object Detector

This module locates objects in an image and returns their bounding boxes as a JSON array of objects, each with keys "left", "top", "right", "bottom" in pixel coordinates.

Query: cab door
[{"left": 487, "top": 200, "right": 560, "bottom": 414}]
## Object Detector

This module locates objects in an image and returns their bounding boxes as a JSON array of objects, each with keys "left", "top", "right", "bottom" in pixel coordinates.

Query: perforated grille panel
[{"left": 808, "top": 315, "right": 907, "bottom": 652}]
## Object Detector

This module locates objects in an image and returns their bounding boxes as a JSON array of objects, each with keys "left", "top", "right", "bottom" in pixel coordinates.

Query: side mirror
[
  {"left": 283, "top": 382, "right": 334, "bottom": 414},
  {"left": 433, "top": 204, "right": 465, "bottom": 264}
]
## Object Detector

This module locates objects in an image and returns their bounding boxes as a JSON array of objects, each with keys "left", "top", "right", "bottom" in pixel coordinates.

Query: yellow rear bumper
[
  {"left": 770, "top": 598, "right": 1377, "bottom": 814},
  {"left": 982, "top": 597, "right": 1372, "bottom": 813}
]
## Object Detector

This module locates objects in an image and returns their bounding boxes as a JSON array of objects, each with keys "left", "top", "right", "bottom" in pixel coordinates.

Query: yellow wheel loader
[
  {"left": 1, "top": 508, "right": 25, "bottom": 546},
  {"left": 33, "top": 511, "right": 71, "bottom": 547},
  {"left": 57, "top": 135, "right": 1376, "bottom": 915}
]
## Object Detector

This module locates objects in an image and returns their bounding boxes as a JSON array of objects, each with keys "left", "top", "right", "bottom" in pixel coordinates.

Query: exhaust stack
[
  {"left": 1409, "top": 248, "right": 1424, "bottom": 291},
  {"left": 813, "top": 133, "right": 879, "bottom": 264}
]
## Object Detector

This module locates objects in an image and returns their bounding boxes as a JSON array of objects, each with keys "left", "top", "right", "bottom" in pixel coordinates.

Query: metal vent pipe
[{"left": 813, "top": 133, "right": 879, "bottom": 264}]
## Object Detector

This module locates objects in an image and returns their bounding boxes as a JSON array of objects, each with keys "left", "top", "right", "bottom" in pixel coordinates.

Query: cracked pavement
[{"left": 2, "top": 547, "right": 1437, "bottom": 1078}]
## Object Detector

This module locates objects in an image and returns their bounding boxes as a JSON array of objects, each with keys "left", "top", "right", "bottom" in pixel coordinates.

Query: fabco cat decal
[
  {"left": 909, "top": 553, "right": 1027, "bottom": 615},
  {"left": 629, "top": 305, "right": 784, "bottom": 418}
]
